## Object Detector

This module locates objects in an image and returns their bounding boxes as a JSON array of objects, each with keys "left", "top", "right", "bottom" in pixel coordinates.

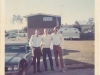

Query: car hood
[{"left": 5, "top": 53, "right": 26, "bottom": 66}]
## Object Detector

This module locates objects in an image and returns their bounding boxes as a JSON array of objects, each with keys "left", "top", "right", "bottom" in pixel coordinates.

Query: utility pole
[{"left": 59, "top": 5, "right": 65, "bottom": 25}]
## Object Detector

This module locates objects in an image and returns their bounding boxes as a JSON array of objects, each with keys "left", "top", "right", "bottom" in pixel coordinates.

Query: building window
[{"left": 43, "top": 17, "right": 53, "bottom": 21}]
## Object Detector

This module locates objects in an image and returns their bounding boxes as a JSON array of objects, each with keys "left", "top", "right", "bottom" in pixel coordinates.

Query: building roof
[{"left": 24, "top": 13, "right": 61, "bottom": 18}]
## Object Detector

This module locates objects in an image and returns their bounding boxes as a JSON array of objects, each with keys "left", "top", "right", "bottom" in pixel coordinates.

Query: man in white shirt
[
  {"left": 29, "top": 30, "right": 42, "bottom": 74},
  {"left": 51, "top": 27, "right": 65, "bottom": 72},
  {"left": 41, "top": 29, "right": 54, "bottom": 71}
]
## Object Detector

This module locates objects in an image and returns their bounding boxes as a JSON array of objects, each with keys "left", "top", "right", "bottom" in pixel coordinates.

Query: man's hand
[
  {"left": 30, "top": 46, "right": 34, "bottom": 50},
  {"left": 30, "top": 47, "right": 34, "bottom": 56},
  {"left": 40, "top": 45, "right": 43, "bottom": 48}
]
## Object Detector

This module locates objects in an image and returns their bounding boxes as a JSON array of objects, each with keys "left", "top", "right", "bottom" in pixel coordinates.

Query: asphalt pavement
[
  {"left": 25, "top": 47, "right": 94, "bottom": 75},
  {"left": 25, "top": 56, "right": 94, "bottom": 75}
]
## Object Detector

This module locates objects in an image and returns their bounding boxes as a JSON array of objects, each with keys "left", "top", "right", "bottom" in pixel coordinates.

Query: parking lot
[
  {"left": 5, "top": 37, "right": 94, "bottom": 75},
  {"left": 29, "top": 40, "right": 94, "bottom": 75}
]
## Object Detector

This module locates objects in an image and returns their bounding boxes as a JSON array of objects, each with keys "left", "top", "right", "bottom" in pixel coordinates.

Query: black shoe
[
  {"left": 37, "top": 70, "right": 42, "bottom": 73},
  {"left": 51, "top": 68, "right": 55, "bottom": 71}
]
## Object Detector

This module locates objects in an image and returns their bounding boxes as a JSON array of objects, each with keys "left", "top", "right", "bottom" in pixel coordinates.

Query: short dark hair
[{"left": 54, "top": 27, "right": 58, "bottom": 30}]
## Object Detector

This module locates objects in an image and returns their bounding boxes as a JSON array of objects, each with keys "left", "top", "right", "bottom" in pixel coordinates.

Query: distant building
[{"left": 24, "top": 13, "right": 61, "bottom": 39}]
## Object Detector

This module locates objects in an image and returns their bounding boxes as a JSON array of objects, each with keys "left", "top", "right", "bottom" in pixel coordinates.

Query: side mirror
[
  {"left": 26, "top": 46, "right": 31, "bottom": 52},
  {"left": 27, "top": 46, "right": 30, "bottom": 50}
]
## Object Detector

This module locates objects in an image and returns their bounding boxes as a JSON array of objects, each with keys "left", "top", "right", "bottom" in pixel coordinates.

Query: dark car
[
  {"left": 5, "top": 33, "right": 10, "bottom": 37},
  {"left": 5, "top": 42, "right": 32, "bottom": 75}
]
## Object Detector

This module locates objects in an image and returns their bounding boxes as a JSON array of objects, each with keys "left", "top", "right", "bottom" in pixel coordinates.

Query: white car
[
  {"left": 59, "top": 27, "right": 80, "bottom": 39},
  {"left": 7, "top": 34, "right": 17, "bottom": 39}
]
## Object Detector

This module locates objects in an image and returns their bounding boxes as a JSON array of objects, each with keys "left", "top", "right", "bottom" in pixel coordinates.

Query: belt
[
  {"left": 53, "top": 45, "right": 60, "bottom": 46},
  {"left": 33, "top": 47, "right": 40, "bottom": 48}
]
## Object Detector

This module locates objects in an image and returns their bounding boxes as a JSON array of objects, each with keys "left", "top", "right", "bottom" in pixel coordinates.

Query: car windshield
[{"left": 5, "top": 45, "right": 26, "bottom": 53}]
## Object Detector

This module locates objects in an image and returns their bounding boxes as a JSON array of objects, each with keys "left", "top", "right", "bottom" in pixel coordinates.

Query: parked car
[
  {"left": 80, "top": 32, "right": 94, "bottom": 40},
  {"left": 7, "top": 34, "right": 17, "bottom": 39},
  {"left": 17, "top": 33, "right": 27, "bottom": 37},
  {"left": 5, "top": 33, "right": 10, "bottom": 37},
  {"left": 5, "top": 42, "right": 32, "bottom": 75}
]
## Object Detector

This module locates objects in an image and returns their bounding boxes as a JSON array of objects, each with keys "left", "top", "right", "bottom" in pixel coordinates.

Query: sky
[{"left": 5, "top": 0, "right": 94, "bottom": 30}]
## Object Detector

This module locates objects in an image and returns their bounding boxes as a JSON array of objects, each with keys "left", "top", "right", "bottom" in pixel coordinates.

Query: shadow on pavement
[
  {"left": 63, "top": 49, "right": 80, "bottom": 55},
  {"left": 65, "top": 58, "right": 94, "bottom": 69},
  {"left": 26, "top": 55, "right": 94, "bottom": 75},
  {"left": 64, "top": 39, "right": 94, "bottom": 41},
  {"left": 26, "top": 49, "right": 94, "bottom": 75}
]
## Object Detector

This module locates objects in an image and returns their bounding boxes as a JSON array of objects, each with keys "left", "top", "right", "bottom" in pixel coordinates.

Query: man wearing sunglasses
[{"left": 51, "top": 27, "right": 65, "bottom": 72}]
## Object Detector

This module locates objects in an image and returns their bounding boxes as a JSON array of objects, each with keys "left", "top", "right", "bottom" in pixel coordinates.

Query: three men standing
[{"left": 29, "top": 27, "right": 65, "bottom": 74}]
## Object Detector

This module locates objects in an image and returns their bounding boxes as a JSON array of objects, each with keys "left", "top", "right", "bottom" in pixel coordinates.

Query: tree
[
  {"left": 87, "top": 18, "right": 94, "bottom": 25},
  {"left": 75, "top": 20, "right": 80, "bottom": 25},
  {"left": 11, "top": 15, "right": 23, "bottom": 37},
  {"left": 73, "top": 20, "right": 82, "bottom": 32},
  {"left": 23, "top": 26, "right": 27, "bottom": 33},
  {"left": 11, "top": 15, "right": 23, "bottom": 24}
]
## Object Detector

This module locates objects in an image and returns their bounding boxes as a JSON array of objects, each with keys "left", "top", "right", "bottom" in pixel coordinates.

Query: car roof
[{"left": 5, "top": 41, "right": 27, "bottom": 45}]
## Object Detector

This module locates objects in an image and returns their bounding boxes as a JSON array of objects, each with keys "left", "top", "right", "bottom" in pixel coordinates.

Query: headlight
[
  {"left": 13, "top": 66, "right": 19, "bottom": 71},
  {"left": 8, "top": 67, "right": 13, "bottom": 71}
]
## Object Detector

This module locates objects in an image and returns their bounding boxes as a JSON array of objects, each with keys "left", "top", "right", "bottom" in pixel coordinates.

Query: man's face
[
  {"left": 35, "top": 30, "right": 39, "bottom": 35},
  {"left": 44, "top": 29, "right": 48, "bottom": 34},
  {"left": 54, "top": 28, "right": 58, "bottom": 33}
]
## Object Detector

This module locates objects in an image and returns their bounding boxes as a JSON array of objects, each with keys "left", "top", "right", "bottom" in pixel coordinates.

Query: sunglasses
[{"left": 54, "top": 29, "right": 58, "bottom": 31}]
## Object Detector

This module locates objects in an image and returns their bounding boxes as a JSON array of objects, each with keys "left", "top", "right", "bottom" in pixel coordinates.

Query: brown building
[{"left": 24, "top": 13, "right": 61, "bottom": 39}]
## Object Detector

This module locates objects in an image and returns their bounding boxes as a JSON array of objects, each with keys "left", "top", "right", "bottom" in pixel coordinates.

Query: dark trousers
[
  {"left": 43, "top": 48, "right": 53, "bottom": 69},
  {"left": 32, "top": 47, "right": 42, "bottom": 72}
]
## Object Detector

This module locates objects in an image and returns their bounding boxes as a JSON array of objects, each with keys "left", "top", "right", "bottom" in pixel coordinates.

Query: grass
[{"left": 62, "top": 40, "right": 94, "bottom": 69}]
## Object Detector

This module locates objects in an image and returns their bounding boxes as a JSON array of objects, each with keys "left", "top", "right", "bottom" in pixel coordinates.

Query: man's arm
[
  {"left": 40, "top": 35, "right": 43, "bottom": 48},
  {"left": 51, "top": 33, "right": 53, "bottom": 40},
  {"left": 50, "top": 34, "right": 53, "bottom": 49},
  {"left": 29, "top": 35, "right": 33, "bottom": 48}
]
